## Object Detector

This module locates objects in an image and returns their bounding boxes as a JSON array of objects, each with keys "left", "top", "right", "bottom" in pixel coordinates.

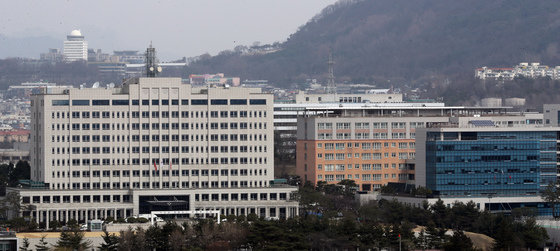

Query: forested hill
[{"left": 186, "top": 0, "right": 560, "bottom": 85}]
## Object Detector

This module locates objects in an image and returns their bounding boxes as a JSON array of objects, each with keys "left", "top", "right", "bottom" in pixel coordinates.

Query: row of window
[
  {"left": 50, "top": 110, "right": 267, "bottom": 120},
  {"left": 318, "top": 142, "right": 415, "bottom": 150},
  {"left": 51, "top": 156, "right": 268, "bottom": 166},
  {"left": 319, "top": 173, "right": 413, "bottom": 181},
  {"left": 317, "top": 163, "right": 410, "bottom": 171},
  {"left": 318, "top": 122, "right": 425, "bottom": 130},
  {"left": 52, "top": 122, "right": 265, "bottom": 131},
  {"left": 321, "top": 152, "right": 415, "bottom": 160},
  {"left": 318, "top": 132, "right": 413, "bottom": 140},
  {"left": 51, "top": 180, "right": 268, "bottom": 190},
  {"left": 23, "top": 191, "right": 287, "bottom": 205},
  {"left": 51, "top": 133, "right": 268, "bottom": 143},
  {"left": 53, "top": 145, "right": 267, "bottom": 155},
  {"left": 52, "top": 168, "right": 267, "bottom": 178},
  {"left": 52, "top": 99, "right": 267, "bottom": 106}
]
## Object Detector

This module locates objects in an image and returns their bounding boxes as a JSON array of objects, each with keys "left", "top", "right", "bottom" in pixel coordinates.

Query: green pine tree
[
  {"left": 35, "top": 235, "right": 50, "bottom": 251},
  {"left": 19, "top": 237, "right": 30, "bottom": 251},
  {"left": 56, "top": 229, "right": 92, "bottom": 251},
  {"left": 99, "top": 230, "right": 119, "bottom": 251}
]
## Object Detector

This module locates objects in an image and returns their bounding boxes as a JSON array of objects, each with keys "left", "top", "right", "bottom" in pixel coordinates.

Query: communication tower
[
  {"left": 326, "top": 51, "right": 336, "bottom": 94},
  {"left": 145, "top": 43, "right": 162, "bottom": 77}
]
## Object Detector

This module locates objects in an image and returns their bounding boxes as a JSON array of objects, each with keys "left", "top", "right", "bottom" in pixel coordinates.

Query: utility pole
[{"left": 399, "top": 233, "right": 402, "bottom": 251}]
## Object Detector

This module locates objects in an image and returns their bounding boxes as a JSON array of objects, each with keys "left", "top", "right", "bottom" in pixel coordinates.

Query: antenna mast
[
  {"left": 145, "top": 42, "right": 161, "bottom": 77},
  {"left": 326, "top": 51, "right": 336, "bottom": 94}
]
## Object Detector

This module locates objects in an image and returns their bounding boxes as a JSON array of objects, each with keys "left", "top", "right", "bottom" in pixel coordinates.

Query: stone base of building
[{"left": 6, "top": 186, "right": 299, "bottom": 229}]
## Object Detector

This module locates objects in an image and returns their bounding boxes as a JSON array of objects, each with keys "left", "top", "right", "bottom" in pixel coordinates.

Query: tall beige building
[{"left": 11, "top": 77, "right": 298, "bottom": 226}]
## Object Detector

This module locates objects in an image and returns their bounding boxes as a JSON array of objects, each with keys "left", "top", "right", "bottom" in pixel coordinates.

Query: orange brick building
[{"left": 295, "top": 106, "right": 455, "bottom": 191}]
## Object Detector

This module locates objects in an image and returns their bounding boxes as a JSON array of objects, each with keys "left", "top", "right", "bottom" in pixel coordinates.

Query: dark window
[
  {"left": 112, "top": 100, "right": 129, "bottom": 105},
  {"left": 191, "top": 99, "right": 208, "bottom": 105},
  {"left": 162, "top": 100, "right": 169, "bottom": 105},
  {"left": 181, "top": 99, "right": 189, "bottom": 105},
  {"left": 92, "top": 100, "right": 110, "bottom": 106},
  {"left": 132, "top": 100, "right": 139, "bottom": 105},
  {"left": 230, "top": 99, "right": 247, "bottom": 105},
  {"left": 52, "top": 100, "right": 69, "bottom": 106},
  {"left": 72, "top": 100, "right": 90, "bottom": 106},
  {"left": 152, "top": 100, "right": 159, "bottom": 105},
  {"left": 211, "top": 99, "right": 228, "bottom": 105},
  {"left": 250, "top": 99, "right": 266, "bottom": 105},
  {"left": 171, "top": 99, "right": 179, "bottom": 105},
  {"left": 142, "top": 99, "right": 149, "bottom": 105}
]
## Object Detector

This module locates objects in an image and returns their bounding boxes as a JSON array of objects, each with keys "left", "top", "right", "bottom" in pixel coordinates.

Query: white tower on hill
[{"left": 63, "top": 29, "right": 88, "bottom": 62}]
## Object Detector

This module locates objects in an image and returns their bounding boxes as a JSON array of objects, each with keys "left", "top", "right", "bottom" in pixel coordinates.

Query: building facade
[
  {"left": 296, "top": 105, "right": 543, "bottom": 191},
  {"left": 63, "top": 30, "right": 88, "bottom": 62},
  {"left": 382, "top": 126, "right": 560, "bottom": 217},
  {"left": 14, "top": 77, "right": 298, "bottom": 226},
  {"left": 416, "top": 127, "right": 559, "bottom": 197}
]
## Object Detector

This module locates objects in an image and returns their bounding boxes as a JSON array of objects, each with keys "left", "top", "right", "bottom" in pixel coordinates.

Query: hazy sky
[{"left": 0, "top": 0, "right": 338, "bottom": 60}]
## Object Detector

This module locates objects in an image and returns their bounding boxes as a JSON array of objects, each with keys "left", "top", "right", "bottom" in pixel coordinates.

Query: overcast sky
[{"left": 0, "top": 0, "right": 338, "bottom": 60}]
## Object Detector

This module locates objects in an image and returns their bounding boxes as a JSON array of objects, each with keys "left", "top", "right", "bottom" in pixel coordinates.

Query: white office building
[
  {"left": 63, "top": 30, "right": 88, "bottom": 62},
  {"left": 7, "top": 77, "right": 298, "bottom": 227}
]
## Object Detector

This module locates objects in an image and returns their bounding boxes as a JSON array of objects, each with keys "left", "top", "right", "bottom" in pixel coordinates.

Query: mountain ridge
[{"left": 186, "top": 0, "right": 560, "bottom": 85}]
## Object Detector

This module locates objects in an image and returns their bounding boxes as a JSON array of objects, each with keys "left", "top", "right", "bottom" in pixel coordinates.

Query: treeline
[{"left": 18, "top": 181, "right": 544, "bottom": 251}]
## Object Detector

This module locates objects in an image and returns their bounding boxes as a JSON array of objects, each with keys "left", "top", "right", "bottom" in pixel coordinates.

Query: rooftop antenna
[
  {"left": 326, "top": 50, "right": 336, "bottom": 95},
  {"left": 145, "top": 42, "right": 162, "bottom": 77}
]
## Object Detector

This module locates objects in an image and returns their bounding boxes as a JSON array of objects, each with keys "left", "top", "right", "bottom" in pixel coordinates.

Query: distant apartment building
[
  {"left": 40, "top": 48, "right": 63, "bottom": 63},
  {"left": 189, "top": 73, "right": 241, "bottom": 87},
  {"left": 87, "top": 49, "right": 110, "bottom": 62},
  {"left": 63, "top": 30, "right": 88, "bottom": 62},
  {"left": 476, "top": 62, "right": 560, "bottom": 80},
  {"left": 0, "top": 130, "right": 29, "bottom": 143},
  {"left": 0, "top": 142, "right": 30, "bottom": 164},
  {"left": 296, "top": 104, "right": 543, "bottom": 191},
  {"left": 113, "top": 50, "right": 144, "bottom": 64}
]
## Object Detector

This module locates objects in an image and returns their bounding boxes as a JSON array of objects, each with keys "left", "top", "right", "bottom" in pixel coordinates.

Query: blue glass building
[{"left": 418, "top": 128, "right": 558, "bottom": 197}]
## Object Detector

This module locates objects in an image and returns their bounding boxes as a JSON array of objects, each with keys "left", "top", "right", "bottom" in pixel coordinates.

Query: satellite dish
[
  {"left": 157, "top": 66, "right": 162, "bottom": 72},
  {"left": 92, "top": 82, "right": 100, "bottom": 88},
  {"left": 149, "top": 66, "right": 154, "bottom": 72}
]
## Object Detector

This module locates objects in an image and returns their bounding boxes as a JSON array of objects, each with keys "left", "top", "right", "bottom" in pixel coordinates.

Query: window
[
  {"left": 191, "top": 99, "right": 208, "bottom": 105},
  {"left": 249, "top": 99, "right": 266, "bottom": 105},
  {"left": 52, "top": 100, "right": 69, "bottom": 106},
  {"left": 211, "top": 99, "right": 228, "bottom": 105},
  {"left": 355, "top": 122, "right": 370, "bottom": 129},
  {"left": 112, "top": 100, "right": 129, "bottom": 105},
  {"left": 373, "top": 122, "right": 388, "bottom": 129},
  {"left": 72, "top": 100, "right": 89, "bottom": 106},
  {"left": 230, "top": 99, "right": 247, "bottom": 105},
  {"left": 336, "top": 123, "right": 350, "bottom": 129},
  {"left": 92, "top": 100, "right": 109, "bottom": 106}
]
